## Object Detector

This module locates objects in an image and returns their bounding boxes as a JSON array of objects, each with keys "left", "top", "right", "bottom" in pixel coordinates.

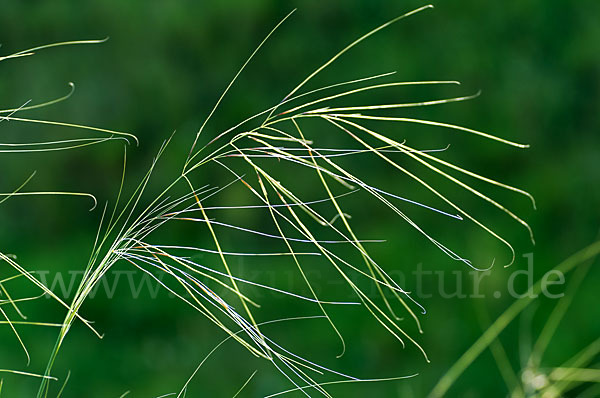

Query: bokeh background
[{"left": 1, "top": 1, "right": 599, "bottom": 397}]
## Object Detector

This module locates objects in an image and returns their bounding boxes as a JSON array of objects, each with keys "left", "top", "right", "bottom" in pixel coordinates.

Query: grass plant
[{"left": 1, "top": 5, "right": 539, "bottom": 397}]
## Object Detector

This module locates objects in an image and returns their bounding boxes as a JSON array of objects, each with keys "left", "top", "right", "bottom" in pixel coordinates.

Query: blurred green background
[{"left": 1, "top": 1, "right": 599, "bottom": 397}]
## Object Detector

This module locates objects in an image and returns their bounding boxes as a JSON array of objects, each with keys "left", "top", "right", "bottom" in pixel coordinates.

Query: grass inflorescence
[{"left": 1, "top": 5, "right": 536, "bottom": 397}]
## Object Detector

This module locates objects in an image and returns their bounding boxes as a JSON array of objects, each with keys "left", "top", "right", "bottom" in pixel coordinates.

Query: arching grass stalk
[{"left": 429, "top": 240, "right": 600, "bottom": 398}]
